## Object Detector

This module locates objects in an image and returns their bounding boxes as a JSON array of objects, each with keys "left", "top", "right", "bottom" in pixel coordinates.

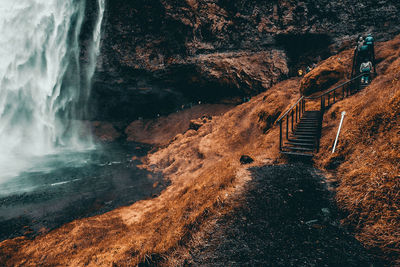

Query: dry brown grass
[
  {"left": 1, "top": 35, "right": 398, "bottom": 266},
  {"left": 0, "top": 75, "right": 300, "bottom": 266},
  {"left": 300, "top": 49, "right": 353, "bottom": 96},
  {"left": 125, "top": 104, "right": 234, "bottom": 145},
  {"left": 314, "top": 35, "right": 400, "bottom": 263}
]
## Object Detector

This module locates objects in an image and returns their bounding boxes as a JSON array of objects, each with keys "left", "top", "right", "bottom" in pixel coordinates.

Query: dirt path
[{"left": 167, "top": 164, "right": 384, "bottom": 266}]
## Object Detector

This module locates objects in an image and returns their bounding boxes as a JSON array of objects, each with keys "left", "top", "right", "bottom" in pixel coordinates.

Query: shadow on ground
[{"left": 180, "top": 163, "right": 384, "bottom": 266}]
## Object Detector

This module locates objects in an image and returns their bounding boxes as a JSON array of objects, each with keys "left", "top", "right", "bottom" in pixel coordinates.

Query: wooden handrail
[
  {"left": 278, "top": 44, "right": 375, "bottom": 155},
  {"left": 277, "top": 73, "right": 363, "bottom": 125},
  {"left": 276, "top": 96, "right": 304, "bottom": 123},
  {"left": 305, "top": 73, "right": 364, "bottom": 100}
]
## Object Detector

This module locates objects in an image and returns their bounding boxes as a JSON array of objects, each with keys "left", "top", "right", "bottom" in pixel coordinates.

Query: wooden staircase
[
  {"left": 281, "top": 111, "right": 321, "bottom": 158},
  {"left": 276, "top": 73, "right": 365, "bottom": 159},
  {"left": 277, "top": 43, "right": 376, "bottom": 159}
]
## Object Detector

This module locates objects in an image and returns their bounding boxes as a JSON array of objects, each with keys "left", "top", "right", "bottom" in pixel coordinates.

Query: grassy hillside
[{"left": 1, "top": 36, "right": 399, "bottom": 266}]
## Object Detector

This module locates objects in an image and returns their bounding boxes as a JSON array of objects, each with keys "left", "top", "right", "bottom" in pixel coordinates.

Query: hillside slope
[
  {"left": 314, "top": 36, "right": 400, "bottom": 262},
  {"left": 0, "top": 36, "right": 399, "bottom": 266}
]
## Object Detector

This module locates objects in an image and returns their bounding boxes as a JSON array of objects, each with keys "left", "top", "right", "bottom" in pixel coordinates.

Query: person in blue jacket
[
  {"left": 365, "top": 33, "right": 375, "bottom": 73},
  {"left": 365, "top": 34, "right": 374, "bottom": 46},
  {"left": 358, "top": 43, "right": 370, "bottom": 62}
]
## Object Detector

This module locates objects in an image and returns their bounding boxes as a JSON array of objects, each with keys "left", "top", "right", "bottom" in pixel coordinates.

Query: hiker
[
  {"left": 358, "top": 42, "right": 370, "bottom": 63},
  {"left": 365, "top": 33, "right": 374, "bottom": 47},
  {"left": 357, "top": 36, "right": 364, "bottom": 51},
  {"left": 365, "top": 33, "right": 375, "bottom": 72},
  {"left": 360, "top": 60, "right": 373, "bottom": 84}
]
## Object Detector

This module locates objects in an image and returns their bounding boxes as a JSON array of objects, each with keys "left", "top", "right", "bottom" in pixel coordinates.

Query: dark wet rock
[
  {"left": 82, "top": 0, "right": 400, "bottom": 120},
  {"left": 189, "top": 120, "right": 203, "bottom": 131},
  {"left": 91, "top": 121, "right": 122, "bottom": 142},
  {"left": 240, "top": 155, "right": 254, "bottom": 164}
]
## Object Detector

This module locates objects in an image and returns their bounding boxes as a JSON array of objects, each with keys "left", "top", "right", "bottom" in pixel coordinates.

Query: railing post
[
  {"left": 347, "top": 84, "right": 354, "bottom": 97},
  {"left": 291, "top": 110, "right": 294, "bottom": 132},
  {"left": 279, "top": 121, "right": 282, "bottom": 151},
  {"left": 317, "top": 109, "right": 323, "bottom": 153},
  {"left": 298, "top": 104, "right": 300, "bottom": 120},
  {"left": 300, "top": 100, "right": 302, "bottom": 113},
  {"left": 286, "top": 115, "right": 289, "bottom": 139},
  {"left": 347, "top": 81, "right": 355, "bottom": 97},
  {"left": 320, "top": 96, "right": 323, "bottom": 111},
  {"left": 333, "top": 90, "right": 336, "bottom": 103},
  {"left": 342, "top": 85, "right": 345, "bottom": 99},
  {"left": 301, "top": 99, "right": 303, "bottom": 114},
  {"left": 299, "top": 102, "right": 301, "bottom": 118},
  {"left": 295, "top": 105, "right": 298, "bottom": 123}
]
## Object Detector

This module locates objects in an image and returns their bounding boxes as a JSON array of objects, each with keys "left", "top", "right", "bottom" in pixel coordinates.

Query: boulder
[{"left": 240, "top": 155, "right": 254, "bottom": 165}]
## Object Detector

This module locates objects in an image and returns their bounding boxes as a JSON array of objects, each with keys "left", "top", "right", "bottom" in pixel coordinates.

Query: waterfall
[{"left": 0, "top": 0, "right": 105, "bottom": 180}]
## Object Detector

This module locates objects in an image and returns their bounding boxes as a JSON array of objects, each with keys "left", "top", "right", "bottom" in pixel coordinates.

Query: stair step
[
  {"left": 296, "top": 129, "right": 318, "bottom": 133},
  {"left": 295, "top": 126, "right": 318, "bottom": 131},
  {"left": 290, "top": 135, "right": 316, "bottom": 139},
  {"left": 285, "top": 142, "right": 315, "bottom": 147},
  {"left": 288, "top": 138, "right": 315, "bottom": 143},
  {"left": 280, "top": 151, "right": 314, "bottom": 158},
  {"left": 299, "top": 124, "right": 318, "bottom": 127},
  {"left": 291, "top": 133, "right": 316, "bottom": 137},
  {"left": 282, "top": 146, "right": 314, "bottom": 152},
  {"left": 294, "top": 131, "right": 317, "bottom": 135},
  {"left": 297, "top": 126, "right": 318, "bottom": 128},
  {"left": 296, "top": 130, "right": 318, "bottom": 133},
  {"left": 295, "top": 128, "right": 318, "bottom": 131},
  {"left": 300, "top": 120, "right": 319, "bottom": 123}
]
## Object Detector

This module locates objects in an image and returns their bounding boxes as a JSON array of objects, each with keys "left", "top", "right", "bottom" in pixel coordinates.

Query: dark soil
[{"left": 178, "top": 164, "right": 385, "bottom": 266}]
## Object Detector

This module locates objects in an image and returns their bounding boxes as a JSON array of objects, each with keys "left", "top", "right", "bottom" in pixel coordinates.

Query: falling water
[{"left": 0, "top": 0, "right": 105, "bottom": 181}]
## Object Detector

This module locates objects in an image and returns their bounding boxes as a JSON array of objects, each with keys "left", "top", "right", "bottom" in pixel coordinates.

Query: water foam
[{"left": 0, "top": 0, "right": 105, "bottom": 181}]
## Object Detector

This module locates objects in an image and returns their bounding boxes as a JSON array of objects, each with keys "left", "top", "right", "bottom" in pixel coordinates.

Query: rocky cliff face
[{"left": 86, "top": 0, "right": 400, "bottom": 120}]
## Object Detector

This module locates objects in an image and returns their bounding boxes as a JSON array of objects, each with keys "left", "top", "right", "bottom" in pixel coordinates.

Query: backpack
[
  {"left": 365, "top": 36, "right": 374, "bottom": 42},
  {"left": 365, "top": 36, "right": 374, "bottom": 46},
  {"left": 360, "top": 45, "right": 369, "bottom": 51},
  {"left": 362, "top": 67, "right": 371, "bottom": 72}
]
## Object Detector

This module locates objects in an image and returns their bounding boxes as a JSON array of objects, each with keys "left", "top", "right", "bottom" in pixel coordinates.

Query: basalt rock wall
[{"left": 85, "top": 0, "right": 400, "bottom": 120}]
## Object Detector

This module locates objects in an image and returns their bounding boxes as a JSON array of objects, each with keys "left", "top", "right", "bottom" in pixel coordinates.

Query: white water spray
[{"left": 0, "top": 0, "right": 105, "bottom": 180}]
